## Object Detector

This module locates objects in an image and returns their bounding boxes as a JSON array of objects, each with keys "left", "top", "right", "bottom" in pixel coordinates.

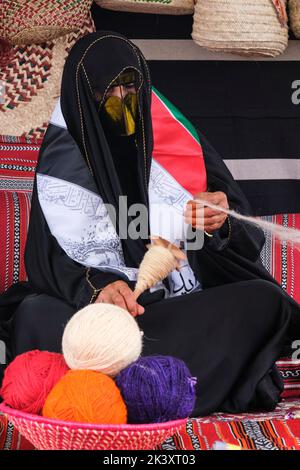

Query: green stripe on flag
[{"left": 152, "top": 86, "right": 201, "bottom": 144}]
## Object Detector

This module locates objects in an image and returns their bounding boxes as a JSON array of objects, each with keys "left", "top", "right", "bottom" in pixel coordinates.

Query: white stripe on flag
[{"left": 284, "top": 384, "right": 300, "bottom": 389}]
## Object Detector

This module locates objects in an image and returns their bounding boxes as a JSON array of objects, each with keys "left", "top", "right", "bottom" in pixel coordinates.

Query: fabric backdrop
[{"left": 91, "top": 5, "right": 300, "bottom": 216}]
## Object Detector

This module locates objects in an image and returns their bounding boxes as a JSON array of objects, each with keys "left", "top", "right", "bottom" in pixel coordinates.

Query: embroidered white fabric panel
[
  {"left": 37, "top": 173, "right": 139, "bottom": 281},
  {"left": 149, "top": 160, "right": 202, "bottom": 296}
]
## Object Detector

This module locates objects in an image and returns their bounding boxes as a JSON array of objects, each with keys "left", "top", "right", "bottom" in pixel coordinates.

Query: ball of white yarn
[{"left": 62, "top": 303, "right": 143, "bottom": 377}]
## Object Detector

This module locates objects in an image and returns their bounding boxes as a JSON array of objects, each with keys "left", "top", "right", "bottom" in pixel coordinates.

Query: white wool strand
[
  {"left": 194, "top": 197, "right": 300, "bottom": 249},
  {"left": 134, "top": 245, "right": 177, "bottom": 297}
]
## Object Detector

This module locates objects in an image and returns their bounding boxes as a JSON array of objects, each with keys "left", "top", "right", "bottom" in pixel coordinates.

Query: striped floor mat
[{"left": 157, "top": 399, "right": 300, "bottom": 450}]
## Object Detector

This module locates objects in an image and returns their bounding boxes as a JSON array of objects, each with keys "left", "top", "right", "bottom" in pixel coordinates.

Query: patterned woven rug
[{"left": 157, "top": 399, "right": 300, "bottom": 451}]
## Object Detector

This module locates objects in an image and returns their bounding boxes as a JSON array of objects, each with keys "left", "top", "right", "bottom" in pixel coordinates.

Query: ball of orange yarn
[
  {"left": 0, "top": 350, "right": 69, "bottom": 415},
  {"left": 42, "top": 370, "right": 127, "bottom": 425}
]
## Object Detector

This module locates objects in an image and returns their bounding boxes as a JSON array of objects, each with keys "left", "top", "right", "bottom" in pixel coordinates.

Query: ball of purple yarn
[{"left": 115, "top": 355, "right": 197, "bottom": 424}]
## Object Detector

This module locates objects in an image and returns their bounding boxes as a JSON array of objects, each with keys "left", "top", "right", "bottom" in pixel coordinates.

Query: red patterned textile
[
  {"left": 156, "top": 399, "right": 300, "bottom": 450},
  {"left": 0, "top": 413, "right": 34, "bottom": 450},
  {"left": 260, "top": 213, "right": 300, "bottom": 305},
  {"left": 277, "top": 358, "right": 300, "bottom": 399},
  {"left": 0, "top": 191, "right": 32, "bottom": 293},
  {"left": 0, "top": 136, "right": 40, "bottom": 193},
  {"left": 159, "top": 417, "right": 300, "bottom": 450},
  {"left": 259, "top": 213, "right": 300, "bottom": 398}
]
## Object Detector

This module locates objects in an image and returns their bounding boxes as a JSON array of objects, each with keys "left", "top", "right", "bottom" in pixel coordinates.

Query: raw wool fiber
[
  {"left": 193, "top": 197, "right": 300, "bottom": 251},
  {"left": 134, "top": 237, "right": 186, "bottom": 298},
  {"left": 62, "top": 303, "right": 143, "bottom": 377}
]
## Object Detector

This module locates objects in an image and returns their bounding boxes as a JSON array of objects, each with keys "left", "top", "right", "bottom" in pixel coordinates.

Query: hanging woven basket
[
  {"left": 0, "top": 0, "right": 93, "bottom": 45},
  {"left": 0, "top": 13, "right": 96, "bottom": 140},
  {"left": 94, "top": 0, "right": 194, "bottom": 15},
  {"left": 289, "top": 0, "right": 300, "bottom": 38},
  {"left": 192, "top": 0, "right": 288, "bottom": 57}
]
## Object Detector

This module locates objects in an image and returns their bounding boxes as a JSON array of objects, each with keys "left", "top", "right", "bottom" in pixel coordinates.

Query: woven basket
[
  {"left": 0, "top": 0, "right": 93, "bottom": 45},
  {"left": 95, "top": 0, "right": 194, "bottom": 15},
  {"left": 289, "top": 0, "right": 300, "bottom": 38},
  {"left": 192, "top": 0, "right": 288, "bottom": 57},
  {"left": 0, "top": 13, "right": 95, "bottom": 140},
  {"left": 0, "top": 404, "right": 187, "bottom": 450}
]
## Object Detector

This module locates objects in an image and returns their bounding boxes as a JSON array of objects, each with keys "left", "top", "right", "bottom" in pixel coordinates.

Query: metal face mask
[{"left": 95, "top": 70, "right": 138, "bottom": 137}]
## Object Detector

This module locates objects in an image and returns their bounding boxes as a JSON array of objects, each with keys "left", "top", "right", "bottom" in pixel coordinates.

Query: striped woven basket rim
[
  {"left": 95, "top": 0, "right": 194, "bottom": 14},
  {"left": 0, "top": 403, "right": 188, "bottom": 432}
]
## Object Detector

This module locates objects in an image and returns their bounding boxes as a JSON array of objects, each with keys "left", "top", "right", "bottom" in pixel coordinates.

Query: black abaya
[
  {"left": 10, "top": 278, "right": 295, "bottom": 416},
  {"left": 1, "top": 125, "right": 300, "bottom": 414}
]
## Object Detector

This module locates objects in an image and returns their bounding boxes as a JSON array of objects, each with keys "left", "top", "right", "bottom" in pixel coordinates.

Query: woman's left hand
[{"left": 184, "top": 191, "right": 229, "bottom": 235}]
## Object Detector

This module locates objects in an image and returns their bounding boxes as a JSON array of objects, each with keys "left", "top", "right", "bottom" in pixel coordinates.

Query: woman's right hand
[{"left": 95, "top": 280, "right": 145, "bottom": 317}]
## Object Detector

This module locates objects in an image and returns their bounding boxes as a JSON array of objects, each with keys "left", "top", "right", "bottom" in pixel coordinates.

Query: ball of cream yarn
[{"left": 62, "top": 303, "right": 143, "bottom": 377}]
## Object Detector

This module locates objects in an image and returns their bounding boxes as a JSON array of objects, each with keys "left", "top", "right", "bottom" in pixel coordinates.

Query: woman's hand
[
  {"left": 184, "top": 191, "right": 229, "bottom": 235},
  {"left": 95, "top": 280, "right": 145, "bottom": 317}
]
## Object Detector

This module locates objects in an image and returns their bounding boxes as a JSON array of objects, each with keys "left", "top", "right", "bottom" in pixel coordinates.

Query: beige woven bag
[
  {"left": 94, "top": 0, "right": 194, "bottom": 15},
  {"left": 289, "top": 0, "right": 300, "bottom": 38},
  {"left": 192, "top": 0, "right": 288, "bottom": 57}
]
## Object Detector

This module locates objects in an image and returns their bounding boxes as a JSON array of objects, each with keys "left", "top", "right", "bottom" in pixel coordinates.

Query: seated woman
[{"left": 1, "top": 31, "right": 300, "bottom": 417}]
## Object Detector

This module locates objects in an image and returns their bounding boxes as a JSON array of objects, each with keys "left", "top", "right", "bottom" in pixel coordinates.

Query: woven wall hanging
[
  {"left": 0, "top": 0, "right": 93, "bottom": 45},
  {"left": 0, "top": 13, "right": 96, "bottom": 139}
]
